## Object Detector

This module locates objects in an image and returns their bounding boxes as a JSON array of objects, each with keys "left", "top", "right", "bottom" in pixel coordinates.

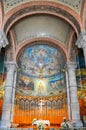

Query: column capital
[
  {"left": 66, "top": 61, "right": 77, "bottom": 69},
  {"left": 5, "top": 61, "right": 18, "bottom": 72},
  {"left": 0, "top": 30, "right": 9, "bottom": 49},
  {"left": 76, "top": 31, "right": 86, "bottom": 49}
]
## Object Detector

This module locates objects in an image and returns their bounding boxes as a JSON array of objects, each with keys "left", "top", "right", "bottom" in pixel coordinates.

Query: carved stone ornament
[
  {"left": 0, "top": 30, "right": 9, "bottom": 50},
  {"left": 76, "top": 32, "right": 86, "bottom": 48},
  {"left": 66, "top": 61, "right": 77, "bottom": 70},
  {"left": 5, "top": 61, "right": 18, "bottom": 72}
]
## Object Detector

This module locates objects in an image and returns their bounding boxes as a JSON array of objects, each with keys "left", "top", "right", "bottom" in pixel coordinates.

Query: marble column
[
  {"left": 0, "top": 61, "right": 17, "bottom": 128},
  {"left": 66, "top": 62, "right": 83, "bottom": 127},
  {"left": 0, "top": 30, "right": 9, "bottom": 50},
  {"left": 76, "top": 32, "right": 86, "bottom": 67}
]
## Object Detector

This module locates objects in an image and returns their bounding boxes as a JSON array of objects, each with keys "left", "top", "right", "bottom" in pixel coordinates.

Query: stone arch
[
  {"left": 15, "top": 38, "right": 67, "bottom": 63},
  {"left": 3, "top": 2, "right": 82, "bottom": 63},
  {"left": 2, "top": 1, "right": 82, "bottom": 35},
  {"left": 80, "top": 0, "right": 86, "bottom": 31}
]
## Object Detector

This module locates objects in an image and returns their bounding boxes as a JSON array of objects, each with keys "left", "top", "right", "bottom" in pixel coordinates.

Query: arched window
[
  {"left": 57, "top": 100, "right": 62, "bottom": 109},
  {"left": 30, "top": 100, "right": 35, "bottom": 110},
  {"left": 47, "top": 101, "right": 51, "bottom": 109},
  {"left": 19, "top": 99, "right": 24, "bottom": 110},
  {"left": 52, "top": 100, "right": 56, "bottom": 109},
  {"left": 25, "top": 100, "right": 29, "bottom": 110}
]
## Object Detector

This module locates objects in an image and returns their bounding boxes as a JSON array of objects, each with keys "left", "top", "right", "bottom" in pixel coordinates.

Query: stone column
[
  {"left": 65, "top": 71, "right": 71, "bottom": 120},
  {"left": 76, "top": 32, "right": 86, "bottom": 67},
  {"left": 0, "top": 61, "right": 17, "bottom": 128},
  {"left": 0, "top": 30, "right": 9, "bottom": 50},
  {"left": 66, "top": 62, "right": 83, "bottom": 127},
  {"left": 10, "top": 69, "right": 17, "bottom": 124}
]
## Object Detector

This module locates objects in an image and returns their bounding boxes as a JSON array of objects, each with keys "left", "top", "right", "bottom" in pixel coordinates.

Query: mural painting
[
  {"left": 16, "top": 44, "right": 66, "bottom": 97},
  {"left": 16, "top": 73, "right": 66, "bottom": 97}
]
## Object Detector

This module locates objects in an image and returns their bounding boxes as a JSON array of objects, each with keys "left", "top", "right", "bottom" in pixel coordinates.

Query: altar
[{"left": 32, "top": 120, "right": 50, "bottom": 126}]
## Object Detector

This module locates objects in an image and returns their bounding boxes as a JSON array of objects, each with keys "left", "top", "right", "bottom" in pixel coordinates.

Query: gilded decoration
[{"left": 3, "top": 0, "right": 82, "bottom": 14}]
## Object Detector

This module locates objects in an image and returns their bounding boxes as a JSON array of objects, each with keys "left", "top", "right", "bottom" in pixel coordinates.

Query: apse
[
  {"left": 13, "top": 44, "right": 68, "bottom": 126},
  {"left": 16, "top": 44, "right": 66, "bottom": 97}
]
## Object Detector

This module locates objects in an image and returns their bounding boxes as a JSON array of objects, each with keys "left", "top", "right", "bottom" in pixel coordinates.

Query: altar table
[{"left": 32, "top": 120, "right": 50, "bottom": 126}]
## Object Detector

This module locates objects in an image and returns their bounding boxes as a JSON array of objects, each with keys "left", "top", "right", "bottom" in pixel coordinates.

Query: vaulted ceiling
[
  {"left": 13, "top": 14, "right": 72, "bottom": 46},
  {"left": 0, "top": 0, "right": 86, "bottom": 98},
  {"left": 0, "top": 0, "right": 86, "bottom": 61}
]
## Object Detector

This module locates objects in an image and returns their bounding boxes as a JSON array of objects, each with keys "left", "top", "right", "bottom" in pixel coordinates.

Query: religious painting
[
  {"left": 18, "top": 45, "right": 65, "bottom": 78},
  {"left": 16, "top": 73, "right": 35, "bottom": 96},
  {"left": 17, "top": 44, "right": 66, "bottom": 97}
]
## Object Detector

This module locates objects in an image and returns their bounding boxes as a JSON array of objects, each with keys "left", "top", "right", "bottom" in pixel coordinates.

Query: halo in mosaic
[{"left": 3, "top": 0, "right": 82, "bottom": 14}]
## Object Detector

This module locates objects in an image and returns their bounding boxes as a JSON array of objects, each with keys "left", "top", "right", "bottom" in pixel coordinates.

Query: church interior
[{"left": 0, "top": 0, "right": 86, "bottom": 129}]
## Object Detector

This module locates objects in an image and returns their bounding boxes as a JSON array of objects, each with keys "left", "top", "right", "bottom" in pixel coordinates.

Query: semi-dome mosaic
[
  {"left": 17, "top": 44, "right": 66, "bottom": 97},
  {"left": 18, "top": 45, "right": 65, "bottom": 78}
]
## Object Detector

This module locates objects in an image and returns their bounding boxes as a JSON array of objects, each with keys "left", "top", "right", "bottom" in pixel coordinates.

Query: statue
[{"left": 60, "top": 117, "right": 72, "bottom": 130}]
